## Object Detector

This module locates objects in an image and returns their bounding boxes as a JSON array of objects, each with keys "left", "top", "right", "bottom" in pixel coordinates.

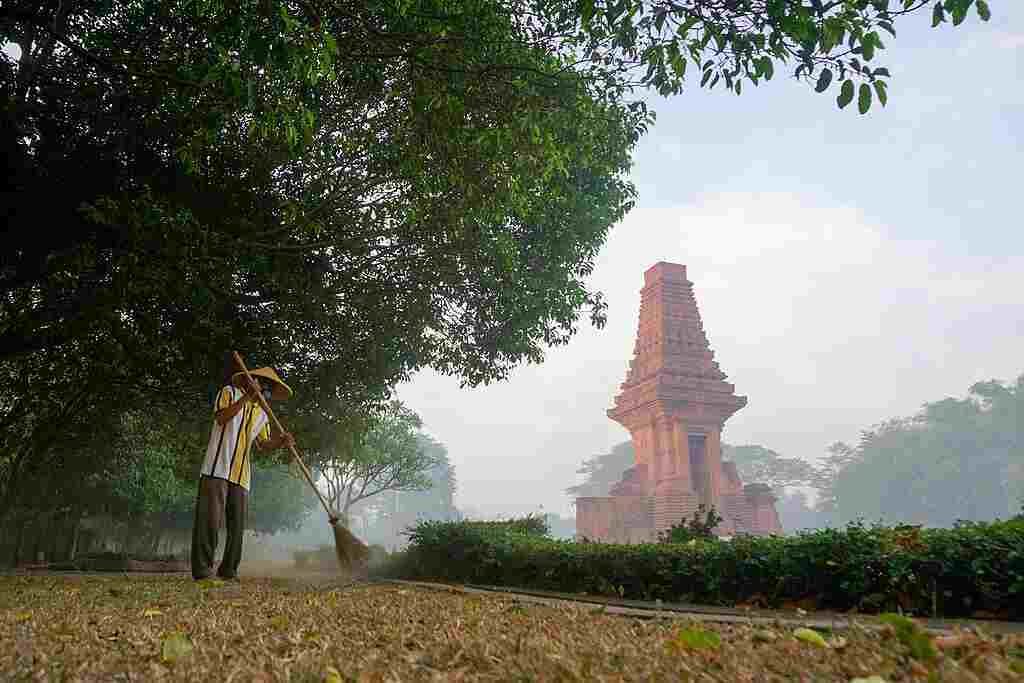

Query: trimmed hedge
[{"left": 380, "top": 518, "right": 1024, "bottom": 618}]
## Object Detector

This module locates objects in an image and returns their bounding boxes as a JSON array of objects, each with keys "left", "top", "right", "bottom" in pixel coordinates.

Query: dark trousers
[{"left": 190, "top": 475, "right": 248, "bottom": 580}]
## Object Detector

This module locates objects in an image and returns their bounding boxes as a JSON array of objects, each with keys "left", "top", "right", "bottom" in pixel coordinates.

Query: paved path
[{"left": 383, "top": 579, "right": 1024, "bottom": 635}]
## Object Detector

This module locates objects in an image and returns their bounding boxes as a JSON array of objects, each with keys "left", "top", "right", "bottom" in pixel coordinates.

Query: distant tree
[
  {"left": 824, "top": 375, "right": 1024, "bottom": 527},
  {"left": 722, "top": 444, "right": 818, "bottom": 496},
  {"left": 316, "top": 403, "right": 441, "bottom": 524},
  {"left": 776, "top": 491, "right": 827, "bottom": 532},
  {"left": 568, "top": 440, "right": 816, "bottom": 502},
  {"left": 352, "top": 435, "right": 458, "bottom": 544},
  {"left": 565, "top": 442, "right": 635, "bottom": 499},
  {"left": 812, "top": 441, "right": 862, "bottom": 523}
]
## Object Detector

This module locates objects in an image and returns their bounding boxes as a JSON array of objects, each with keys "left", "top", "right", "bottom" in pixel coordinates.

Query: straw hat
[{"left": 231, "top": 367, "right": 293, "bottom": 401}]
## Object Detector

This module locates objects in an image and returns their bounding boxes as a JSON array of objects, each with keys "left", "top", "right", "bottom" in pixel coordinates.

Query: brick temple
[{"left": 576, "top": 262, "right": 781, "bottom": 542}]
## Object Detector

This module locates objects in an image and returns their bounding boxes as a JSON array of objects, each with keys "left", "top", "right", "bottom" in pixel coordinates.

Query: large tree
[
  {"left": 1, "top": 0, "right": 989, "bottom": 517},
  {"left": 1, "top": 0, "right": 988, "bottom": 389}
]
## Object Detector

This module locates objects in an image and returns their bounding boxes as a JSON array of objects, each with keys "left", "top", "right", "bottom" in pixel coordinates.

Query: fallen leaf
[
  {"left": 675, "top": 626, "right": 721, "bottom": 650},
  {"left": 324, "top": 666, "right": 343, "bottom": 683},
  {"left": 909, "top": 659, "right": 930, "bottom": 677},
  {"left": 934, "top": 634, "right": 972, "bottom": 650},
  {"left": 878, "top": 613, "right": 936, "bottom": 662},
  {"left": 14, "top": 611, "right": 31, "bottom": 623},
  {"left": 142, "top": 608, "right": 163, "bottom": 618},
  {"left": 161, "top": 632, "right": 193, "bottom": 664},
  {"left": 752, "top": 629, "right": 778, "bottom": 643},
  {"left": 829, "top": 635, "right": 849, "bottom": 650},
  {"left": 850, "top": 676, "right": 887, "bottom": 683},
  {"left": 793, "top": 627, "right": 828, "bottom": 648}
]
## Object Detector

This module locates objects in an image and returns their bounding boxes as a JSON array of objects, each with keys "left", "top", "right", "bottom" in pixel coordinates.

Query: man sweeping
[{"left": 191, "top": 365, "right": 296, "bottom": 581}]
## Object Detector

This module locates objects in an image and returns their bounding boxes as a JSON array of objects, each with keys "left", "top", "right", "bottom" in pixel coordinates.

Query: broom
[{"left": 232, "top": 351, "right": 369, "bottom": 573}]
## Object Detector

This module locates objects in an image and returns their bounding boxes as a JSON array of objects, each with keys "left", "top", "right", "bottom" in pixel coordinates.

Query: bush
[
  {"left": 458, "top": 514, "right": 551, "bottom": 537},
  {"left": 381, "top": 516, "right": 1024, "bottom": 618},
  {"left": 658, "top": 505, "right": 723, "bottom": 544}
]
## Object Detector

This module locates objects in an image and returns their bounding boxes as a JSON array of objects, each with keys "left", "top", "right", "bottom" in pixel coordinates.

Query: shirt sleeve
[{"left": 213, "top": 385, "right": 233, "bottom": 413}]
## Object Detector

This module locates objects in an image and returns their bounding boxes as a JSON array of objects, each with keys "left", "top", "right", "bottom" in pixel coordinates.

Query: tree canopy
[
  {"left": 1, "top": 0, "right": 989, "bottom": 523},
  {"left": 2, "top": 0, "right": 987, "bottom": 397},
  {"left": 316, "top": 402, "right": 442, "bottom": 520},
  {"left": 827, "top": 374, "right": 1024, "bottom": 527}
]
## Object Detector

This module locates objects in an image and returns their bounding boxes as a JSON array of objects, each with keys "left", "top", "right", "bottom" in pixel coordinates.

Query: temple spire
[{"left": 575, "top": 262, "right": 781, "bottom": 542}]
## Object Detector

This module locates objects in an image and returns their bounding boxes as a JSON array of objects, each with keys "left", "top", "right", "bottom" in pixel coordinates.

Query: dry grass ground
[{"left": 1, "top": 574, "right": 1022, "bottom": 682}]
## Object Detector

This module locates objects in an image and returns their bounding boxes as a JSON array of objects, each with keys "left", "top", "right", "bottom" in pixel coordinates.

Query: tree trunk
[
  {"left": 12, "top": 519, "right": 26, "bottom": 566},
  {"left": 69, "top": 516, "right": 81, "bottom": 561}
]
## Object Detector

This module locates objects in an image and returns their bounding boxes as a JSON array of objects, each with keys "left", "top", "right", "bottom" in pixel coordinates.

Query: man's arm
[{"left": 214, "top": 387, "right": 255, "bottom": 426}]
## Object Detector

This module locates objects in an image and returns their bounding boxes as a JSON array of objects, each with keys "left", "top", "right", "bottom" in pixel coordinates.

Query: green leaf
[
  {"left": 700, "top": 69, "right": 713, "bottom": 87},
  {"left": 872, "top": 67, "right": 891, "bottom": 78},
  {"left": 793, "top": 627, "right": 829, "bottom": 648},
  {"left": 858, "top": 83, "right": 872, "bottom": 114},
  {"left": 580, "top": 0, "right": 596, "bottom": 26},
  {"left": 837, "top": 79, "right": 855, "bottom": 108},
  {"left": 878, "top": 613, "right": 937, "bottom": 661},
  {"left": 161, "top": 632, "right": 194, "bottom": 664},
  {"left": 874, "top": 80, "right": 888, "bottom": 107},
  {"left": 815, "top": 68, "right": 833, "bottom": 93},
  {"left": 931, "top": 2, "right": 944, "bottom": 27},
  {"left": 675, "top": 626, "right": 721, "bottom": 650},
  {"left": 976, "top": 0, "right": 991, "bottom": 20}
]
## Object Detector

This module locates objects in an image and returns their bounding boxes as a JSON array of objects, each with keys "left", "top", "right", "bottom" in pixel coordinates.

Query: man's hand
[{"left": 260, "top": 431, "right": 295, "bottom": 452}]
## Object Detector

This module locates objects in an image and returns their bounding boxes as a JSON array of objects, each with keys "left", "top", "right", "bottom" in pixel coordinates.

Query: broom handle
[{"left": 232, "top": 351, "right": 337, "bottom": 522}]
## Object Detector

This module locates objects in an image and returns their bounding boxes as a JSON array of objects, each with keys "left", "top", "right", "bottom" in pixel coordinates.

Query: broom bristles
[{"left": 331, "top": 520, "right": 369, "bottom": 573}]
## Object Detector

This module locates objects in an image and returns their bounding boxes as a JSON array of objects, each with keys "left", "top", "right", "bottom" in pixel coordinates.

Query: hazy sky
[{"left": 397, "top": 5, "right": 1024, "bottom": 519}]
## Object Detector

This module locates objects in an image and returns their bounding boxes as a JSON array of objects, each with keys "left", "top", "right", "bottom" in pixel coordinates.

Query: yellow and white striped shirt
[{"left": 200, "top": 385, "right": 270, "bottom": 491}]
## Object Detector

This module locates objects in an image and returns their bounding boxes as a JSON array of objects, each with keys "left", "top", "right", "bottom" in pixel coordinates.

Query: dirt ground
[{"left": 2, "top": 573, "right": 1023, "bottom": 682}]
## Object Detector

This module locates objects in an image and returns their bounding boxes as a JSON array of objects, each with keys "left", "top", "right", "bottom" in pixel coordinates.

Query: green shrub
[
  {"left": 382, "top": 517, "right": 1024, "bottom": 618},
  {"left": 658, "top": 505, "right": 723, "bottom": 544},
  {"left": 458, "top": 514, "right": 551, "bottom": 537}
]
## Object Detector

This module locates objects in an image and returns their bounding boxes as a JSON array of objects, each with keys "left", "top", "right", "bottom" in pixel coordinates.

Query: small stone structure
[{"left": 576, "top": 262, "right": 781, "bottom": 542}]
